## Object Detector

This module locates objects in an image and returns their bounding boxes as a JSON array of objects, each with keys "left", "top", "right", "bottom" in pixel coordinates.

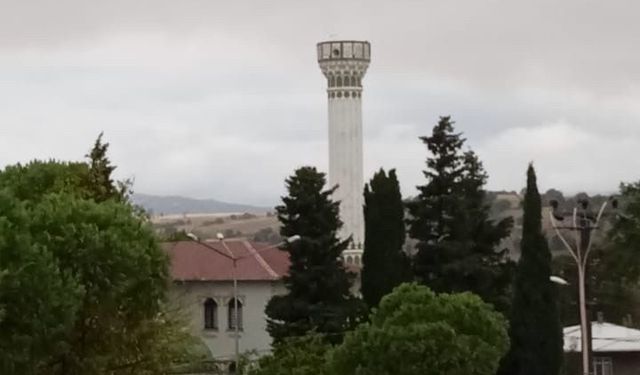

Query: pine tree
[
  {"left": 265, "top": 167, "right": 364, "bottom": 343},
  {"left": 361, "top": 168, "right": 409, "bottom": 308},
  {"left": 406, "top": 116, "right": 513, "bottom": 312},
  {"left": 498, "top": 164, "right": 562, "bottom": 375}
]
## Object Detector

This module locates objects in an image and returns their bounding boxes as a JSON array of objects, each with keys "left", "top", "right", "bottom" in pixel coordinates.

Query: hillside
[
  {"left": 148, "top": 190, "right": 614, "bottom": 258},
  {"left": 132, "top": 193, "right": 270, "bottom": 215}
]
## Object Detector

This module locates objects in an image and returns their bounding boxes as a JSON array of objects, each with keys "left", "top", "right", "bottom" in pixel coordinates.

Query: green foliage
[
  {"left": 330, "top": 283, "right": 509, "bottom": 375},
  {"left": 406, "top": 116, "right": 514, "bottom": 312},
  {"left": 498, "top": 165, "right": 562, "bottom": 375},
  {"left": 0, "top": 134, "right": 130, "bottom": 204},
  {"left": 265, "top": 166, "right": 364, "bottom": 343},
  {"left": 0, "top": 191, "right": 82, "bottom": 373},
  {"left": 361, "top": 168, "right": 410, "bottom": 309},
  {"left": 553, "top": 181, "right": 640, "bottom": 328},
  {"left": 253, "top": 227, "right": 282, "bottom": 244},
  {"left": 0, "top": 160, "right": 91, "bottom": 202},
  {"left": 0, "top": 137, "right": 196, "bottom": 374},
  {"left": 250, "top": 334, "right": 331, "bottom": 375},
  {"left": 86, "top": 132, "right": 131, "bottom": 202}
]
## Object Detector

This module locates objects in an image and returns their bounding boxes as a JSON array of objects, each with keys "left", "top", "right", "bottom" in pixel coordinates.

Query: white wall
[{"left": 170, "top": 280, "right": 286, "bottom": 360}]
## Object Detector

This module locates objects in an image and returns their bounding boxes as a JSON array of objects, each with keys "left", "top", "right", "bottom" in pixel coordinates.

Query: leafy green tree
[
  {"left": 0, "top": 134, "right": 127, "bottom": 204},
  {"left": 0, "top": 191, "right": 82, "bottom": 374},
  {"left": 498, "top": 165, "right": 562, "bottom": 375},
  {"left": 0, "top": 137, "right": 196, "bottom": 374},
  {"left": 329, "top": 283, "right": 509, "bottom": 375},
  {"left": 250, "top": 334, "right": 331, "bottom": 375},
  {"left": 361, "top": 168, "right": 409, "bottom": 308},
  {"left": 406, "top": 116, "right": 513, "bottom": 312},
  {"left": 0, "top": 160, "right": 91, "bottom": 202},
  {"left": 265, "top": 166, "right": 364, "bottom": 343}
]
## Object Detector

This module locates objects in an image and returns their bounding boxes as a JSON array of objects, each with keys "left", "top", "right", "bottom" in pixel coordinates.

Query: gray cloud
[{"left": 1, "top": 0, "right": 639, "bottom": 205}]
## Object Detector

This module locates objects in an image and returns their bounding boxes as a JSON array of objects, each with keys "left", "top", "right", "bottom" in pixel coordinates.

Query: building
[
  {"left": 165, "top": 240, "right": 289, "bottom": 361},
  {"left": 317, "top": 40, "right": 371, "bottom": 264},
  {"left": 564, "top": 321, "right": 640, "bottom": 375}
]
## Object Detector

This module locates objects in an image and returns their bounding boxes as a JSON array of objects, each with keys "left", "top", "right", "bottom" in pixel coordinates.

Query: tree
[
  {"left": 0, "top": 139, "right": 196, "bottom": 374},
  {"left": 543, "top": 188, "right": 565, "bottom": 207},
  {"left": 361, "top": 168, "right": 409, "bottom": 308},
  {"left": 406, "top": 116, "right": 513, "bottom": 312},
  {"left": 265, "top": 166, "right": 364, "bottom": 343},
  {"left": 329, "top": 283, "right": 509, "bottom": 375},
  {"left": 0, "top": 191, "right": 82, "bottom": 373},
  {"left": 250, "top": 334, "right": 331, "bottom": 375},
  {"left": 498, "top": 165, "right": 562, "bottom": 375},
  {"left": 86, "top": 132, "right": 130, "bottom": 202},
  {"left": 0, "top": 160, "right": 91, "bottom": 202}
]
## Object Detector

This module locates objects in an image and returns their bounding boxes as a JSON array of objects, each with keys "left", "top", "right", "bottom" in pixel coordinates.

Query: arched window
[
  {"left": 336, "top": 76, "right": 342, "bottom": 87},
  {"left": 354, "top": 256, "right": 361, "bottom": 266},
  {"left": 204, "top": 298, "right": 218, "bottom": 330},
  {"left": 350, "top": 76, "right": 356, "bottom": 86},
  {"left": 329, "top": 76, "right": 335, "bottom": 87},
  {"left": 228, "top": 298, "right": 243, "bottom": 330},
  {"left": 346, "top": 256, "right": 353, "bottom": 264}
]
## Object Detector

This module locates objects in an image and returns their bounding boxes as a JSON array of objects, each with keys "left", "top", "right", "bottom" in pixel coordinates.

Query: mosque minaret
[{"left": 317, "top": 40, "right": 371, "bottom": 262}]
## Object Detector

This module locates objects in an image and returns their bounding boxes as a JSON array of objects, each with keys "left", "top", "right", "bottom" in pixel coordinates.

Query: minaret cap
[{"left": 317, "top": 41, "right": 371, "bottom": 62}]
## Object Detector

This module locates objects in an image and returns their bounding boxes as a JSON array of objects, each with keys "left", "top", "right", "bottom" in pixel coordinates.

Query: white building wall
[{"left": 170, "top": 280, "right": 286, "bottom": 360}]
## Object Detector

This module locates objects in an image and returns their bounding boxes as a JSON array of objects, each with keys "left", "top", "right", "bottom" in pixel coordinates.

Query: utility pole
[{"left": 549, "top": 197, "right": 618, "bottom": 375}]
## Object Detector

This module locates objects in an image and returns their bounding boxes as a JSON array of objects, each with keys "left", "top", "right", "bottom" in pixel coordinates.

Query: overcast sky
[{"left": 1, "top": 0, "right": 639, "bottom": 206}]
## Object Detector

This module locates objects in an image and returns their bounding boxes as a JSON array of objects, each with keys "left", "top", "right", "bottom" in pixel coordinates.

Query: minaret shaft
[{"left": 317, "top": 41, "right": 370, "bottom": 252}]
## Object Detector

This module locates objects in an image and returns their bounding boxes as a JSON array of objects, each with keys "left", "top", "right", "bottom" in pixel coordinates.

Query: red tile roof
[{"left": 164, "top": 240, "right": 291, "bottom": 281}]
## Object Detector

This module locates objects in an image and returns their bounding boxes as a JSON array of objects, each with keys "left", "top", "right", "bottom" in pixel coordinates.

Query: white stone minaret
[{"left": 317, "top": 40, "right": 370, "bottom": 262}]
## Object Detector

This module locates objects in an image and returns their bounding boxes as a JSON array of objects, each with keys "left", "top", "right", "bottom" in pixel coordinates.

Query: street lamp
[
  {"left": 549, "top": 197, "right": 618, "bottom": 375},
  {"left": 550, "top": 275, "right": 570, "bottom": 286},
  {"left": 185, "top": 232, "right": 300, "bottom": 373}
]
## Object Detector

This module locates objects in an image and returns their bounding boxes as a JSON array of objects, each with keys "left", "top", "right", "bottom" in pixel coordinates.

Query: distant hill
[{"left": 132, "top": 193, "right": 270, "bottom": 215}]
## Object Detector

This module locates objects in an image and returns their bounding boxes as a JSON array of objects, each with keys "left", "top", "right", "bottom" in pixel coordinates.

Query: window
[
  {"left": 228, "top": 298, "right": 243, "bottom": 330},
  {"left": 204, "top": 298, "right": 218, "bottom": 330},
  {"left": 593, "top": 357, "right": 613, "bottom": 375}
]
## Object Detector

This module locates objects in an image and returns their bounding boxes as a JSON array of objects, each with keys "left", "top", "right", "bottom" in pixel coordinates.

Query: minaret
[{"left": 317, "top": 40, "right": 371, "bottom": 263}]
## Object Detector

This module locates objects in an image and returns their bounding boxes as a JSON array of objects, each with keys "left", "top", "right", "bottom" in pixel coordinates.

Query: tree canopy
[
  {"left": 265, "top": 166, "right": 364, "bottom": 343},
  {"left": 361, "top": 168, "right": 409, "bottom": 309},
  {"left": 0, "top": 135, "right": 195, "bottom": 374},
  {"left": 406, "top": 116, "right": 514, "bottom": 312},
  {"left": 498, "top": 165, "right": 562, "bottom": 375},
  {"left": 330, "top": 283, "right": 509, "bottom": 375}
]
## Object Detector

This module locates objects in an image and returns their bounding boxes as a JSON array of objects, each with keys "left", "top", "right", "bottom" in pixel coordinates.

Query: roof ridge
[{"left": 242, "top": 240, "right": 279, "bottom": 279}]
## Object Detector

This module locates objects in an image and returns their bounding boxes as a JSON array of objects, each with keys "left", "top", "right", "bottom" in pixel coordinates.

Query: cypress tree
[
  {"left": 265, "top": 166, "right": 364, "bottom": 343},
  {"left": 406, "top": 116, "right": 513, "bottom": 312},
  {"left": 86, "top": 133, "right": 131, "bottom": 202},
  {"left": 361, "top": 168, "right": 409, "bottom": 308},
  {"left": 498, "top": 164, "right": 562, "bottom": 375}
]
